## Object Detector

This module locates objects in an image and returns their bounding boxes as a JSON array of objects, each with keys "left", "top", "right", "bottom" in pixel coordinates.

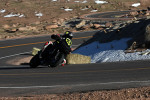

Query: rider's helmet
[{"left": 63, "top": 31, "right": 73, "bottom": 39}]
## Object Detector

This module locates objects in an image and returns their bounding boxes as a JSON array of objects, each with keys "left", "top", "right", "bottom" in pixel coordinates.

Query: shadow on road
[
  {"left": 0, "top": 66, "right": 45, "bottom": 70},
  {"left": 20, "top": 63, "right": 29, "bottom": 65}
]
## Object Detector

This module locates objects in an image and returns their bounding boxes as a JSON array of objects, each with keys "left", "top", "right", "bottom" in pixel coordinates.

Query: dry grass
[{"left": 66, "top": 53, "right": 91, "bottom": 64}]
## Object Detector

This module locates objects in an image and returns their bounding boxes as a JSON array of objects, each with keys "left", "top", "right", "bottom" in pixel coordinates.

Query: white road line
[
  {"left": 0, "top": 80, "right": 150, "bottom": 89},
  {"left": 0, "top": 45, "right": 79, "bottom": 60},
  {"left": 0, "top": 51, "right": 31, "bottom": 60}
]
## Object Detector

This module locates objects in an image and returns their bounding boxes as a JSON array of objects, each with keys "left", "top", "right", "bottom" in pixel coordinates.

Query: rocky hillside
[{"left": 0, "top": 0, "right": 149, "bottom": 39}]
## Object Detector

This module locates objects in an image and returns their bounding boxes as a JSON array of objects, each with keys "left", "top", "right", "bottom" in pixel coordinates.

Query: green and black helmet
[{"left": 63, "top": 31, "right": 73, "bottom": 39}]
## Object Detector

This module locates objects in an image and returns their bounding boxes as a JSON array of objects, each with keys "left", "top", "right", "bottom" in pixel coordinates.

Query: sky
[{"left": 73, "top": 38, "right": 150, "bottom": 63}]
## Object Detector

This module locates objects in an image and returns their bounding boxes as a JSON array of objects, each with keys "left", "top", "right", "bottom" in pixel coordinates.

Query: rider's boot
[{"left": 61, "top": 59, "right": 66, "bottom": 66}]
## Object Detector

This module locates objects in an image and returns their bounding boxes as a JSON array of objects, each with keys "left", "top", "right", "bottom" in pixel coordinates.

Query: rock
[
  {"left": 52, "top": 19, "right": 57, "bottom": 23},
  {"left": 3, "top": 24, "right": 10, "bottom": 29},
  {"left": 113, "top": 25, "right": 120, "bottom": 30},
  {"left": 86, "top": 5, "right": 91, "bottom": 8},
  {"left": 28, "top": 26, "right": 37, "bottom": 31},
  {"left": 5, "top": 36, "right": 10, "bottom": 39},
  {"left": 57, "top": 18, "right": 65, "bottom": 25},
  {"left": 98, "top": 27, "right": 104, "bottom": 30},
  {"left": 82, "top": 25, "right": 90, "bottom": 30},
  {"left": 89, "top": 23, "right": 94, "bottom": 28},
  {"left": 145, "top": 24, "right": 150, "bottom": 48},
  {"left": 105, "top": 22, "right": 113, "bottom": 28},
  {"left": 66, "top": 53, "right": 91, "bottom": 64},
  {"left": 146, "top": 11, "right": 150, "bottom": 16},
  {"left": 12, "top": 24, "right": 18, "bottom": 27},
  {"left": 18, "top": 27, "right": 28, "bottom": 31},
  {"left": 134, "top": 21, "right": 140, "bottom": 23},
  {"left": 34, "top": 21, "right": 41, "bottom": 25},
  {"left": 147, "top": 16, "right": 150, "bottom": 19},
  {"left": 76, "top": 20, "right": 86, "bottom": 29},
  {"left": 11, "top": 28, "right": 18, "bottom": 32},
  {"left": 129, "top": 11, "right": 138, "bottom": 16},
  {"left": 93, "top": 24, "right": 101, "bottom": 29},
  {"left": 63, "top": 6, "right": 69, "bottom": 9},
  {"left": 127, "top": 20, "right": 133, "bottom": 24},
  {"left": 5, "top": 28, "right": 18, "bottom": 33},
  {"left": 19, "top": 26, "right": 37, "bottom": 31},
  {"left": 45, "top": 24, "right": 59, "bottom": 31}
]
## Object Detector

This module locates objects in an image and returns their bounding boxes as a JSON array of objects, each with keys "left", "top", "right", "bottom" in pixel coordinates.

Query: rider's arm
[
  {"left": 59, "top": 39, "right": 72, "bottom": 54},
  {"left": 51, "top": 34, "right": 61, "bottom": 41}
]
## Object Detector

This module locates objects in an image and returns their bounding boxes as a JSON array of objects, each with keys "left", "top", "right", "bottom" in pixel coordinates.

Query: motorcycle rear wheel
[
  {"left": 50, "top": 53, "right": 64, "bottom": 68},
  {"left": 29, "top": 54, "right": 40, "bottom": 68}
]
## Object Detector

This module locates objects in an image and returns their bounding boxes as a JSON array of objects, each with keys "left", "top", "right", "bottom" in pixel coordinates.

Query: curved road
[
  {"left": 0, "top": 12, "right": 150, "bottom": 96},
  {"left": 0, "top": 31, "right": 150, "bottom": 96},
  {"left": 81, "top": 10, "right": 146, "bottom": 21}
]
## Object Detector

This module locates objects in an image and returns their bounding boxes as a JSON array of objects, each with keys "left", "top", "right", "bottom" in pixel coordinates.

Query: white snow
[
  {"left": 74, "top": 1, "right": 80, "bottom": 3},
  {"left": 95, "top": 0, "right": 108, "bottom": 4},
  {"left": 91, "top": 10, "right": 98, "bottom": 12},
  {"left": 82, "top": 0, "right": 87, "bottom": 3},
  {"left": 51, "top": 0, "right": 57, "bottom": 2},
  {"left": 35, "top": 12, "right": 43, "bottom": 18},
  {"left": 81, "top": 8, "right": 89, "bottom": 10},
  {"left": 73, "top": 38, "right": 150, "bottom": 63},
  {"left": 74, "top": 0, "right": 87, "bottom": 3},
  {"left": 132, "top": 3, "right": 140, "bottom": 7},
  {"left": 64, "top": 8, "right": 73, "bottom": 11},
  {"left": 0, "top": 9, "right": 6, "bottom": 13},
  {"left": 4, "top": 13, "right": 25, "bottom": 18}
]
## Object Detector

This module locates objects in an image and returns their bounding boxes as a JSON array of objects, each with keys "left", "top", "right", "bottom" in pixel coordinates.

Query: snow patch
[
  {"left": 64, "top": 8, "right": 73, "bottom": 11},
  {"left": 74, "top": 1, "right": 80, "bottom": 3},
  {"left": 95, "top": 0, "right": 108, "bottom": 4},
  {"left": 51, "top": 0, "right": 57, "bottom": 2},
  {"left": 35, "top": 12, "right": 43, "bottom": 18},
  {"left": 132, "top": 3, "right": 140, "bottom": 7},
  {"left": 91, "top": 10, "right": 98, "bottom": 12},
  {"left": 0, "top": 9, "right": 6, "bottom": 13},
  {"left": 81, "top": 8, "right": 89, "bottom": 10},
  {"left": 4, "top": 13, "right": 25, "bottom": 18},
  {"left": 73, "top": 38, "right": 150, "bottom": 63},
  {"left": 82, "top": 0, "right": 87, "bottom": 3}
]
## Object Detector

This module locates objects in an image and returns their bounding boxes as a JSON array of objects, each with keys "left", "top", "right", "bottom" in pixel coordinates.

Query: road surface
[{"left": 0, "top": 11, "right": 150, "bottom": 96}]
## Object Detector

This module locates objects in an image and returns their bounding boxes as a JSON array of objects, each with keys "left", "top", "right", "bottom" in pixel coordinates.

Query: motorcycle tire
[
  {"left": 50, "top": 53, "right": 64, "bottom": 68},
  {"left": 29, "top": 54, "right": 40, "bottom": 68}
]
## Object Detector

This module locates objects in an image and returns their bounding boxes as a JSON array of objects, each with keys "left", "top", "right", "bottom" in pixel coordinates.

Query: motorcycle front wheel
[{"left": 29, "top": 54, "right": 40, "bottom": 68}]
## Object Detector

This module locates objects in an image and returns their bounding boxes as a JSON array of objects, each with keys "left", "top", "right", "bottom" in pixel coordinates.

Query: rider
[{"left": 51, "top": 31, "right": 73, "bottom": 66}]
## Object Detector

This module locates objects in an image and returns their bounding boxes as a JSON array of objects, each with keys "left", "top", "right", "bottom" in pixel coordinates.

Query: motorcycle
[{"left": 29, "top": 41, "right": 65, "bottom": 68}]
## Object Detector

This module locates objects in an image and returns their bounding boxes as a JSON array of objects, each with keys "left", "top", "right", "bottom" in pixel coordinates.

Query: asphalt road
[
  {"left": 82, "top": 10, "right": 145, "bottom": 21},
  {"left": 0, "top": 31, "right": 150, "bottom": 97},
  {"left": 1, "top": 61, "right": 150, "bottom": 96},
  {"left": 86, "top": 11, "right": 131, "bottom": 18},
  {"left": 0, "top": 10, "right": 150, "bottom": 96}
]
